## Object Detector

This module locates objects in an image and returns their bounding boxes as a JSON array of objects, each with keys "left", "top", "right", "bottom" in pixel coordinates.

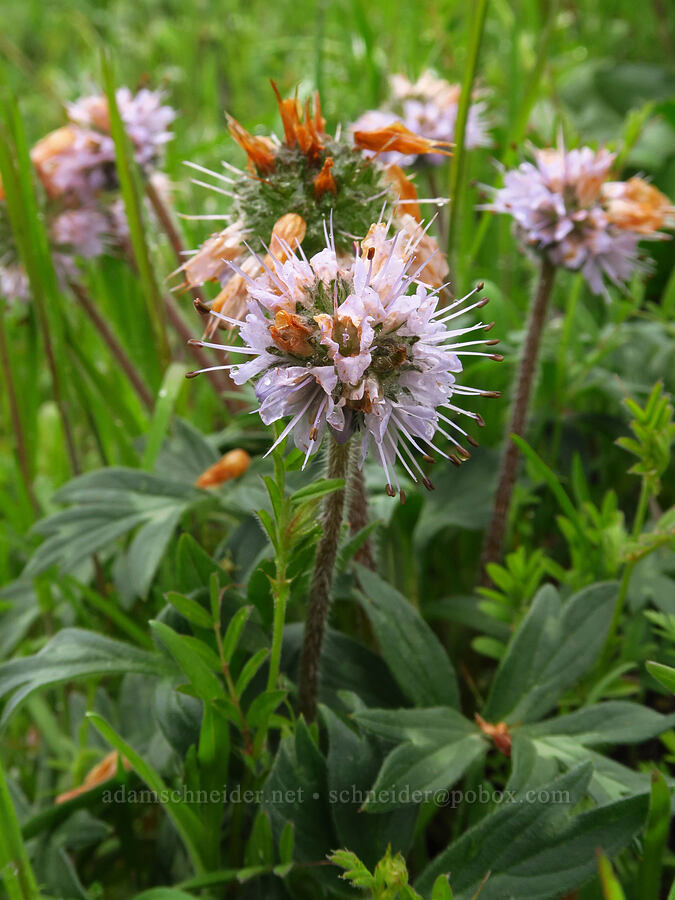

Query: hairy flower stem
[
  {"left": 69, "top": 281, "right": 154, "bottom": 411},
  {"left": 298, "top": 439, "right": 350, "bottom": 721},
  {"left": 346, "top": 442, "right": 376, "bottom": 571},
  {"left": 481, "top": 257, "right": 556, "bottom": 579}
]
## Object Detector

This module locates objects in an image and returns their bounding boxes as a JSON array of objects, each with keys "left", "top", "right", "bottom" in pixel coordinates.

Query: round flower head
[
  {"left": 187, "top": 217, "right": 500, "bottom": 498},
  {"left": 68, "top": 87, "right": 175, "bottom": 171},
  {"left": 485, "top": 141, "right": 673, "bottom": 295},
  {"left": 32, "top": 87, "right": 174, "bottom": 206},
  {"left": 178, "top": 80, "right": 450, "bottom": 328},
  {"left": 351, "top": 70, "right": 491, "bottom": 166},
  {"left": 31, "top": 125, "right": 112, "bottom": 202},
  {"left": 601, "top": 177, "right": 675, "bottom": 235},
  {"left": 0, "top": 262, "right": 30, "bottom": 304},
  {"left": 50, "top": 207, "right": 110, "bottom": 259}
]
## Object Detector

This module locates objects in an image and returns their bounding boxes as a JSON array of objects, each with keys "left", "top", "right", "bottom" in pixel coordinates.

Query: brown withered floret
[
  {"left": 270, "top": 310, "right": 316, "bottom": 357},
  {"left": 226, "top": 115, "right": 276, "bottom": 175},
  {"left": 270, "top": 81, "right": 325, "bottom": 163},
  {"left": 195, "top": 448, "right": 251, "bottom": 488},
  {"left": 353, "top": 121, "right": 452, "bottom": 158},
  {"left": 385, "top": 164, "right": 421, "bottom": 222},
  {"left": 314, "top": 157, "right": 337, "bottom": 199}
]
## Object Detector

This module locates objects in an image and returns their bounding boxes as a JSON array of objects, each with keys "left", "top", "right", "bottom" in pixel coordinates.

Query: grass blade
[
  {"left": 100, "top": 49, "right": 171, "bottom": 369},
  {"left": 0, "top": 757, "right": 40, "bottom": 900}
]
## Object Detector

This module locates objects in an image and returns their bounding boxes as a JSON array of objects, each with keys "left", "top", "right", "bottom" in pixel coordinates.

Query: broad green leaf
[
  {"left": 262, "top": 720, "right": 339, "bottom": 893},
  {"left": 354, "top": 708, "right": 485, "bottom": 811},
  {"left": 356, "top": 567, "right": 459, "bottom": 709},
  {"left": 234, "top": 648, "right": 269, "bottom": 698},
  {"left": 365, "top": 737, "right": 485, "bottom": 811},
  {"left": 222, "top": 606, "right": 252, "bottom": 663},
  {"left": 505, "top": 735, "right": 559, "bottom": 798},
  {"left": 0, "top": 629, "right": 174, "bottom": 726},
  {"left": 0, "top": 580, "right": 41, "bottom": 658},
  {"left": 125, "top": 506, "right": 184, "bottom": 598},
  {"left": 283, "top": 624, "right": 407, "bottom": 712},
  {"left": 415, "top": 763, "right": 648, "bottom": 900},
  {"left": 322, "top": 706, "right": 416, "bottom": 865},
  {"left": 646, "top": 660, "right": 675, "bottom": 693},
  {"left": 483, "top": 582, "right": 617, "bottom": 724},
  {"left": 523, "top": 701, "right": 675, "bottom": 746},
  {"left": 424, "top": 595, "right": 511, "bottom": 640},
  {"left": 247, "top": 690, "right": 286, "bottom": 729},
  {"left": 289, "top": 478, "right": 345, "bottom": 504},
  {"left": 166, "top": 592, "right": 213, "bottom": 630},
  {"left": 354, "top": 707, "right": 479, "bottom": 745},
  {"left": 245, "top": 810, "right": 274, "bottom": 867},
  {"left": 414, "top": 449, "right": 498, "bottom": 547},
  {"left": 527, "top": 736, "right": 653, "bottom": 804},
  {"left": 150, "top": 621, "right": 223, "bottom": 701},
  {"left": 154, "top": 681, "right": 202, "bottom": 757},
  {"left": 25, "top": 467, "right": 201, "bottom": 597},
  {"left": 175, "top": 533, "right": 228, "bottom": 595}
]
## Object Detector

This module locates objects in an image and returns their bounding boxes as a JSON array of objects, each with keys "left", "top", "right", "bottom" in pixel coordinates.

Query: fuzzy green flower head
[{"left": 179, "top": 80, "right": 451, "bottom": 324}]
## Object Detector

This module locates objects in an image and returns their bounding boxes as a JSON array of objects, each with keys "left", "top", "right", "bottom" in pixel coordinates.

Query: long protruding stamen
[
  {"left": 190, "top": 178, "right": 236, "bottom": 199},
  {"left": 431, "top": 283, "right": 485, "bottom": 321},
  {"left": 186, "top": 364, "right": 238, "bottom": 379},
  {"left": 183, "top": 160, "right": 237, "bottom": 184},
  {"left": 188, "top": 339, "right": 260, "bottom": 354}
]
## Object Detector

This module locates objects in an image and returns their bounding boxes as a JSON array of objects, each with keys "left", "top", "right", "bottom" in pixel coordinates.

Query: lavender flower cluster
[
  {"left": 351, "top": 71, "right": 492, "bottom": 166},
  {"left": 190, "top": 218, "right": 499, "bottom": 494},
  {"left": 485, "top": 144, "right": 674, "bottom": 295},
  {"left": 0, "top": 87, "right": 174, "bottom": 304}
]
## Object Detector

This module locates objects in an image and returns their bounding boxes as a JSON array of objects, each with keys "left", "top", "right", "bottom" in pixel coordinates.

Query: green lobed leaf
[{"left": 0, "top": 629, "right": 174, "bottom": 726}]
